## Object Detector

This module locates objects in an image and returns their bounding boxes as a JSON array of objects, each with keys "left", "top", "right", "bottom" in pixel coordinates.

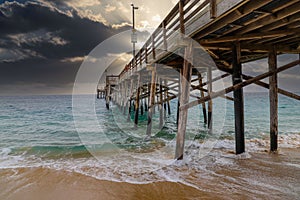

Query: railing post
[
  {"left": 162, "top": 22, "right": 168, "bottom": 51},
  {"left": 145, "top": 45, "right": 148, "bottom": 64},
  {"left": 210, "top": 0, "right": 217, "bottom": 19},
  {"left": 152, "top": 35, "right": 156, "bottom": 60},
  {"left": 140, "top": 51, "right": 142, "bottom": 67},
  {"left": 135, "top": 56, "right": 138, "bottom": 71},
  {"left": 179, "top": 0, "right": 185, "bottom": 35}
]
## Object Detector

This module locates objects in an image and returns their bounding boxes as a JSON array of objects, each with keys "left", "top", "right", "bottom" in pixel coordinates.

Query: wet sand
[
  {"left": 0, "top": 167, "right": 216, "bottom": 200},
  {"left": 0, "top": 148, "right": 299, "bottom": 200}
]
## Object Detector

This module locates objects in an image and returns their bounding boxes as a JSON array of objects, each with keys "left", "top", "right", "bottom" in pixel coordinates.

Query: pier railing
[
  {"left": 118, "top": 0, "right": 243, "bottom": 81},
  {"left": 106, "top": 75, "right": 119, "bottom": 86}
]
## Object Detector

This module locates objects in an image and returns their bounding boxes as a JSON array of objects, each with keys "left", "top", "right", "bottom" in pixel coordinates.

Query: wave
[{"left": 0, "top": 146, "right": 299, "bottom": 200}]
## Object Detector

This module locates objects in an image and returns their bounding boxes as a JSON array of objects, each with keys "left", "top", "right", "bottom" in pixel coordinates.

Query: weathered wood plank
[
  {"left": 146, "top": 67, "right": 157, "bottom": 136},
  {"left": 232, "top": 42, "right": 245, "bottom": 154},
  {"left": 210, "top": 0, "right": 217, "bottom": 19},
  {"left": 175, "top": 41, "right": 193, "bottom": 160},
  {"left": 193, "top": 0, "right": 273, "bottom": 39},
  {"left": 269, "top": 46, "right": 278, "bottom": 152},
  {"left": 180, "top": 60, "right": 300, "bottom": 111},
  {"left": 238, "top": 2, "right": 300, "bottom": 35},
  {"left": 200, "top": 29, "right": 297, "bottom": 44},
  {"left": 242, "top": 74, "right": 300, "bottom": 101},
  {"left": 179, "top": 0, "right": 185, "bottom": 35}
]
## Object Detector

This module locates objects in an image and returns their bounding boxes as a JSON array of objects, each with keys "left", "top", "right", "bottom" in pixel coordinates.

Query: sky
[
  {"left": 0, "top": 0, "right": 299, "bottom": 95},
  {"left": 0, "top": 0, "right": 177, "bottom": 95}
]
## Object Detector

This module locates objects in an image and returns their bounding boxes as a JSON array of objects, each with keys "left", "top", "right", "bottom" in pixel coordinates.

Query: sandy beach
[
  {"left": 1, "top": 148, "right": 299, "bottom": 200},
  {"left": 0, "top": 168, "right": 214, "bottom": 200}
]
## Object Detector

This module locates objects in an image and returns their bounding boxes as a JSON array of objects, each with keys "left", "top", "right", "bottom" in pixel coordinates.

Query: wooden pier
[
  {"left": 100, "top": 0, "right": 300, "bottom": 159},
  {"left": 97, "top": 88, "right": 105, "bottom": 99}
]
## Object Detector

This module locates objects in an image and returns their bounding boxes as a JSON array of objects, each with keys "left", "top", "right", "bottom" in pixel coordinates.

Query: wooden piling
[
  {"left": 120, "top": 84, "right": 123, "bottom": 108},
  {"left": 207, "top": 66, "right": 213, "bottom": 132},
  {"left": 269, "top": 46, "right": 278, "bottom": 152},
  {"left": 133, "top": 100, "right": 135, "bottom": 111},
  {"left": 106, "top": 84, "right": 110, "bottom": 110},
  {"left": 232, "top": 42, "right": 245, "bottom": 155},
  {"left": 144, "top": 95, "right": 148, "bottom": 111},
  {"left": 181, "top": 60, "right": 300, "bottom": 111},
  {"left": 175, "top": 41, "right": 193, "bottom": 160},
  {"left": 127, "top": 79, "right": 134, "bottom": 121},
  {"left": 198, "top": 73, "right": 207, "bottom": 124},
  {"left": 167, "top": 90, "right": 171, "bottom": 115},
  {"left": 141, "top": 98, "right": 144, "bottom": 116},
  {"left": 123, "top": 81, "right": 128, "bottom": 114},
  {"left": 146, "top": 67, "right": 156, "bottom": 136},
  {"left": 159, "top": 78, "right": 164, "bottom": 129},
  {"left": 177, "top": 68, "right": 182, "bottom": 125},
  {"left": 134, "top": 75, "right": 141, "bottom": 127},
  {"left": 163, "top": 80, "right": 168, "bottom": 118},
  {"left": 97, "top": 89, "right": 100, "bottom": 99}
]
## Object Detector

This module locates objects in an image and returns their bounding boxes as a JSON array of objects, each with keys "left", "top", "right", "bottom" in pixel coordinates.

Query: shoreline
[
  {"left": 1, "top": 148, "right": 299, "bottom": 200},
  {"left": 0, "top": 167, "right": 218, "bottom": 200}
]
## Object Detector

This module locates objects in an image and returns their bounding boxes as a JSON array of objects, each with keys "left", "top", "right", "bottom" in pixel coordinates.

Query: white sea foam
[
  {"left": 0, "top": 133, "right": 299, "bottom": 187},
  {"left": 0, "top": 148, "right": 12, "bottom": 156}
]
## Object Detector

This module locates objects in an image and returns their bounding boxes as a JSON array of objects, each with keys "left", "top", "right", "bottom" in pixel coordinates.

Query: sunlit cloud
[
  {"left": 61, "top": 56, "right": 85, "bottom": 63},
  {"left": 50, "top": 37, "right": 68, "bottom": 46},
  {"left": 139, "top": 20, "right": 150, "bottom": 29},
  {"left": 37, "top": 0, "right": 106, "bottom": 24},
  {"left": 77, "top": 9, "right": 108, "bottom": 24},
  {"left": 8, "top": 30, "right": 69, "bottom": 47},
  {"left": 152, "top": 14, "right": 161, "bottom": 22},
  {"left": 117, "top": 1, "right": 130, "bottom": 13},
  {"left": 0, "top": 48, "right": 44, "bottom": 63},
  {"left": 106, "top": 53, "right": 132, "bottom": 62},
  {"left": 0, "top": 1, "right": 25, "bottom": 17},
  {"left": 105, "top": 4, "right": 117, "bottom": 12},
  {"left": 65, "top": 0, "right": 101, "bottom": 8},
  {"left": 112, "top": 22, "right": 132, "bottom": 29}
]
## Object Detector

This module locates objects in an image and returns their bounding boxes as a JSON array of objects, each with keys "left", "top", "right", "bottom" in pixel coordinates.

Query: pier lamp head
[{"left": 131, "top": 3, "right": 138, "bottom": 9}]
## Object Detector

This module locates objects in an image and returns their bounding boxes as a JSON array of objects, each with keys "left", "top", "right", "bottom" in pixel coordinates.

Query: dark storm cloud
[
  {"left": 0, "top": 1, "right": 126, "bottom": 60},
  {"left": 0, "top": 0, "right": 131, "bottom": 95}
]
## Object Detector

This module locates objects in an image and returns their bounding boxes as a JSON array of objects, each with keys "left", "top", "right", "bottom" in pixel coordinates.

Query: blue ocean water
[{"left": 0, "top": 93, "right": 299, "bottom": 177}]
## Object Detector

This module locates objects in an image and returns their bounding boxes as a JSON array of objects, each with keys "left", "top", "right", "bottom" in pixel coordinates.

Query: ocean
[{"left": 0, "top": 93, "right": 299, "bottom": 199}]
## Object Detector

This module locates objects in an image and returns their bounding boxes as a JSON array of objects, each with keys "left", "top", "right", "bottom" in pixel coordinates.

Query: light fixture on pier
[{"left": 131, "top": 3, "right": 138, "bottom": 69}]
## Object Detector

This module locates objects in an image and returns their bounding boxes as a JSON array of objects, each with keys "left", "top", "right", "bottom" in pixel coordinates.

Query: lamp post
[{"left": 131, "top": 3, "right": 138, "bottom": 69}]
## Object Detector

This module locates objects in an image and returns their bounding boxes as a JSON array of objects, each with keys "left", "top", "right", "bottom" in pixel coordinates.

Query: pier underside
[{"left": 101, "top": 0, "right": 300, "bottom": 159}]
